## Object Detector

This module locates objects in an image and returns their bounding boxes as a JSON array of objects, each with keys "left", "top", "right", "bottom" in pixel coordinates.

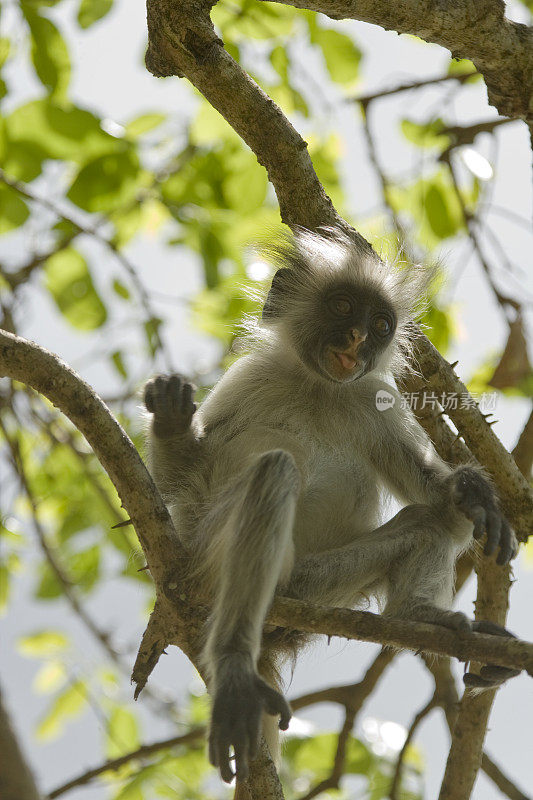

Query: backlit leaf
[
  {"left": 23, "top": 8, "right": 70, "bottom": 100},
  {"left": 67, "top": 150, "right": 142, "bottom": 212},
  {"left": 77, "top": 0, "right": 113, "bottom": 29},
  {"left": 125, "top": 113, "right": 166, "bottom": 138},
  {"left": 6, "top": 99, "right": 123, "bottom": 163},
  {"left": 37, "top": 680, "right": 87, "bottom": 740},
  {"left": 18, "top": 630, "right": 68, "bottom": 657},
  {"left": 44, "top": 248, "right": 107, "bottom": 330},
  {"left": 0, "top": 184, "right": 29, "bottom": 233}
]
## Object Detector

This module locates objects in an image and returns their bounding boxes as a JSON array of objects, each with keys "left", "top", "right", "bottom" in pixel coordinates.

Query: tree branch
[
  {"left": 0, "top": 329, "right": 182, "bottom": 584},
  {"left": 512, "top": 406, "right": 533, "bottom": 480},
  {"left": 265, "top": 597, "right": 533, "bottom": 676},
  {"left": 45, "top": 727, "right": 205, "bottom": 799},
  {"left": 0, "top": 685, "right": 41, "bottom": 800}
]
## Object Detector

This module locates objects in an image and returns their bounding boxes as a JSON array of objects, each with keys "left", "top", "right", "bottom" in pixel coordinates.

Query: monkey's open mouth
[{"left": 333, "top": 351, "right": 358, "bottom": 371}]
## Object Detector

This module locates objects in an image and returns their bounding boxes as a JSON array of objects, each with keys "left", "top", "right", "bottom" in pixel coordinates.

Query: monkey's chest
[{"left": 293, "top": 450, "right": 380, "bottom": 557}]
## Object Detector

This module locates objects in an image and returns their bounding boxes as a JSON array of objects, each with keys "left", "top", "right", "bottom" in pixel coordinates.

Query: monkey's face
[{"left": 302, "top": 283, "right": 397, "bottom": 383}]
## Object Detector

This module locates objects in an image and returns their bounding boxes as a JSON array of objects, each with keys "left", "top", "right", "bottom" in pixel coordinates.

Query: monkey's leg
[
  {"left": 144, "top": 374, "right": 199, "bottom": 496},
  {"left": 288, "top": 505, "right": 520, "bottom": 685},
  {"left": 205, "top": 449, "right": 299, "bottom": 784},
  {"left": 288, "top": 504, "right": 470, "bottom": 631}
]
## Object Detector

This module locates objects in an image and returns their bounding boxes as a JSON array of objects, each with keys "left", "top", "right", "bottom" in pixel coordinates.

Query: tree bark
[{"left": 0, "top": 686, "right": 41, "bottom": 800}]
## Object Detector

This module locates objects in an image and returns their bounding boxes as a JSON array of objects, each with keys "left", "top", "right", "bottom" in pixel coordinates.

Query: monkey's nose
[{"left": 350, "top": 329, "right": 367, "bottom": 348}]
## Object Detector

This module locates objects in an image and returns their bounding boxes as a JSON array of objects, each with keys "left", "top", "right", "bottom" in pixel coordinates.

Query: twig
[
  {"left": 389, "top": 695, "right": 439, "bottom": 800},
  {"left": 45, "top": 727, "right": 205, "bottom": 798},
  {"left": 351, "top": 71, "right": 478, "bottom": 105},
  {"left": 0, "top": 169, "right": 172, "bottom": 369}
]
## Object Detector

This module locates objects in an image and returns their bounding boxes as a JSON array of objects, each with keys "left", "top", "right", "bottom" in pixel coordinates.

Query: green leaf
[
  {"left": 34, "top": 661, "right": 67, "bottom": 694},
  {"left": 125, "top": 113, "right": 166, "bottom": 138},
  {"left": 111, "top": 350, "right": 128, "bottom": 378},
  {"left": 0, "top": 565, "right": 9, "bottom": 613},
  {"left": 144, "top": 317, "right": 163, "bottom": 356},
  {"left": 2, "top": 140, "right": 47, "bottom": 182},
  {"left": 67, "top": 150, "right": 142, "bottom": 212},
  {"left": 270, "top": 45, "right": 289, "bottom": 81},
  {"left": 44, "top": 248, "right": 107, "bottom": 330},
  {"left": 113, "top": 279, "right": 131, "bottom": 300},
  {"left": 18, "top": 630, "right": 68, "bottom": 657},
  {"left": 400, "top": 119, "right": 450, "bottom": 149},
  {"left": 35, "top": 563, "right": 62, "bottom": 599},
  {"left": 311, "top": 28, "right": 361, "bottom": 85},
  {"left": 23, "top": 8, "right": 70, "bottom": 100},
  {"left": 107, "top": 707, "right": 140, "bottom": 758},
  {"left": 69, "top": 545, "right": 100, "bottom": 591},
  {"left": 77, "top": 0, "right": 113, "bottom": 29},
  {"left": 423, "top": 182, "right": 459, "bottom": 239},
  {"left": 6, "top": 99, "right": 123, "bottom": 164},
  {"left": 0, "top": 184, "right": 29, "bottom": 233},
  {"left": 37, "top": 680, "right": 87, "bottom": 740},
  {"left": 0, "top": 37, "right": 11, "bottom": 68},
  {"left": 447, "top": 58, "right": 482, "bottom": 81}
]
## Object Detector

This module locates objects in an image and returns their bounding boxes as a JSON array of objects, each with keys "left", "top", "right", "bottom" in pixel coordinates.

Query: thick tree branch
[
  {"left": 264, "top": 0, "right": 533, "bottom": 124},
  {"left": 513, "top": 406, "right": 533, "bottom": 480},
  {"left": 265, "top": 598, "right": 533, "bottom": 675},
  {"left": 0, "top": 685, "right": 41, "bottom": 800}
]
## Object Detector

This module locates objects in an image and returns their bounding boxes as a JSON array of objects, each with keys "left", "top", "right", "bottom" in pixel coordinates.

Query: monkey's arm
[
  {"left": 370, "top": 386, "right": 517, "bottom": 565},
  {"left": 144, "top": 375, "right": 201, "bottom": 497}
]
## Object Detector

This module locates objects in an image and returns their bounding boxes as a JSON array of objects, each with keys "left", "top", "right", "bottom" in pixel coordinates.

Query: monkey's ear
[{"left": 262, "top": 268, "right": 292, "bottom": 320}]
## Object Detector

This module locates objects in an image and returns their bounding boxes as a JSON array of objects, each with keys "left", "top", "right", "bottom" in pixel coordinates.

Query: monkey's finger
[
  {"left": 496, "top": 518, "right": 515, "bottom": 565},
  {"left": 181, "top": 381, "right": 194, "bottom": 412},
  {"left": 471, "top": 507, "right": 486, "bottom": 541},
  {"left": 484, "top": 510, "right": 501, "bottom": 556},
  {"left": 258, "top": 682, "right": 292, "bottom": 728},
  {"left": 472, "top": 619, "right": 516, "bottom": 638},
  {"left": 144, "top": 382, "right": 156, "bottom": 412},
  {"left": 168, "top": 374, "right": 182, "bottom": 416},
  {"left": 234, "top": 735, "right": 250, "bottom": 783},
  {"left": 217, "top": 734, "right": 236, "bottom": 784},
  {"left": 463, "top": 672, "right": 500, "bottom": 689},
  {"left": 479, "top": 664, "right": 521, "bottom": 682},
  {"left": 247, "top": 711, "right": 262, "bottom": 762},
  {"left": 208, "top": 727, "right": 219, "bottom": 767}
]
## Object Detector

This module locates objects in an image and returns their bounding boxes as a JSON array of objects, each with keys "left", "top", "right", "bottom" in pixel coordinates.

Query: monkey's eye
[
  {"left": 328, "top": 296, "right": 352, "bottom": 316},
  {"left": 372, "top": 315, "right": 392, "bottom": 336}
]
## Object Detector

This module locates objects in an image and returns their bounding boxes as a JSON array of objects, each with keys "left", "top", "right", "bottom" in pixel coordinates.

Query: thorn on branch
[{"left": 112, "top": 518, "right": 133, "bottom": 529}]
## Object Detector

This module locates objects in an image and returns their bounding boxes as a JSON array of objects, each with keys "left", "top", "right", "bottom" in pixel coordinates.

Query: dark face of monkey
[
  {"left": 263, "top": 269, "right": 397, "bottom": 383},
  {"left": 304, "top": 282, "right": 397, "bottom": 382}
]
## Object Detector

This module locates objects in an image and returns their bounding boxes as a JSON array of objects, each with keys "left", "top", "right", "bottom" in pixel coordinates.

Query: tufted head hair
[{"left": 255, "top": 227, "right": 430, "bottom": 379}]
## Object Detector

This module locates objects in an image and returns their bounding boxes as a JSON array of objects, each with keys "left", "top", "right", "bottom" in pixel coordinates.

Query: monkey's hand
[
  {"left": 144, "top": 374, "right": 196, "bottom": 439},
  {"left": 208, "top": 672, "right": 291, "bottom": 784},
  {"left": 449, "top": 466, "right": 518, "bottom": 565}
]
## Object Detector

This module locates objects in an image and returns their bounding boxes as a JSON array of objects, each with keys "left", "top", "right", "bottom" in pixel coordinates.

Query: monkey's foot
[
  {"left": 144, "top": 374, "right": 196, "bottom": 438},
  {"left": 208, "top": 672, "right": 291, "bottom": 784},
  {"left": 463, "top": 619, "right": 521, "bottom": 688}
]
